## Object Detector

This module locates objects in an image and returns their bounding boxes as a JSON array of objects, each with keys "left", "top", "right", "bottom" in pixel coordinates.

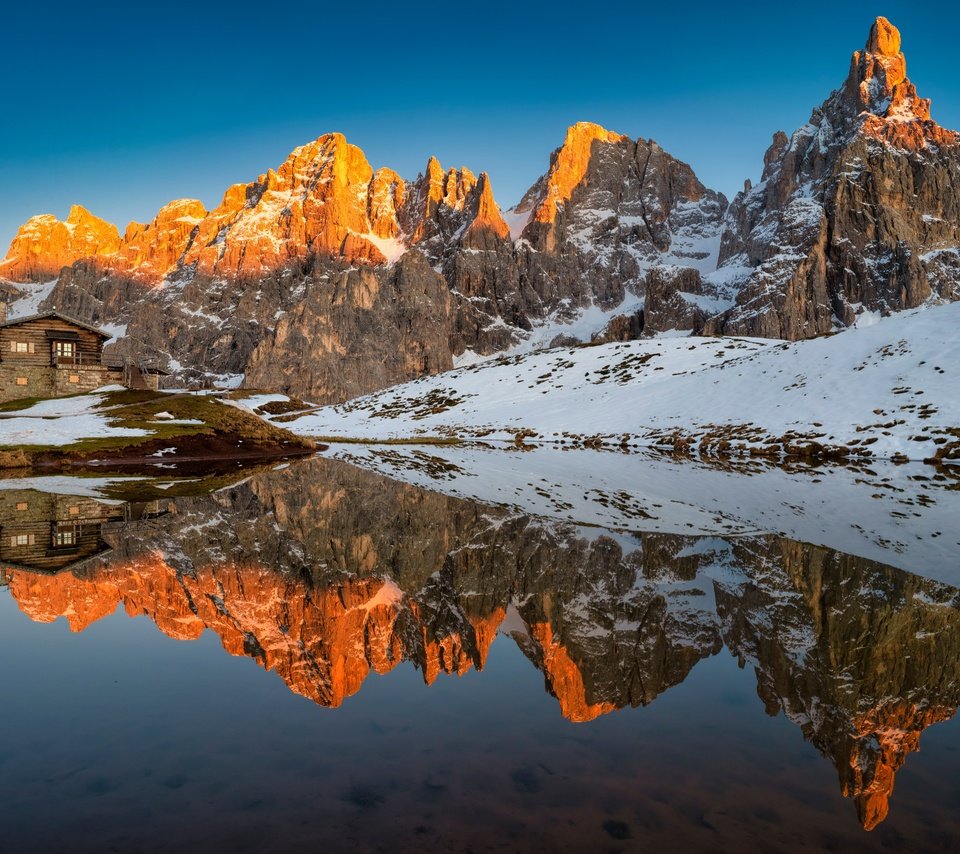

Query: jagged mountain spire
[
  {"left": 813, "top": 16, "right": 957, "bottom": 149},
  {"left": 707, "top": 16, "right": 960, "bottom": 341}
]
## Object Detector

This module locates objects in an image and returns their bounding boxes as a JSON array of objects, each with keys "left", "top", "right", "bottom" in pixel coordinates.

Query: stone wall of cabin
[
  {"left": 0, "top": 365, "right": 119, "bottom": 401},
  {"left": 0, "top": 365, "right": 54, "bottom": 401}
]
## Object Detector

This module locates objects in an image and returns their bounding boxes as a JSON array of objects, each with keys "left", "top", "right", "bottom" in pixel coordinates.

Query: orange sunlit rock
[
  {"left": 117, "top": 198, "right": 207, "bottom": 283},
  {"left": 4, "top": 556, "right": 505, "bottom": 708},
  {"left": 842, "top": 701, "right": 955, "bottom": 830},
  {"left": 463, "top": 173, "right": 511, "bottom": 249},
  {"left": 367, "top": 167, "right": 406, "bottom": 239},
  {"left": 409, "top": 602, "right": 505, "bottom": 684},
  {"left": 845, "top": 16, "right": 959, "bottom": 150},
  {"left": 0, "top": 205, "right": 120, "bottom": 282},
  {"left": 1, "top": 133, "right": 510, "bottom": 285},
  {"left": 531, "top": 122, "right": 626, "bottom": 227},
  {"left": 866, "top": 16, "right": 901, "bottom": 58},
  {"left": 180, "top": 133, "right": 379, "bottom": 279},
  {"left": 528, "top": 622, "right": 617, "bottom": 723}
]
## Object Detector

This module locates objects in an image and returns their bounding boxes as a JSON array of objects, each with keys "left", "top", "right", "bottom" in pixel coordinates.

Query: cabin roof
[{"left": 0, "top": 310, "right": 113, "bottom": 340}]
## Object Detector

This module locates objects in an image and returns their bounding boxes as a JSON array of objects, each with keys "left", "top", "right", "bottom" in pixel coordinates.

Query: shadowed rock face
[
  {"left": 708, "top": 17, "right": 960, "bottom": 339},
  {"left": 242, "top": 251, "right": 455, "bottom": 400},
  {"left": 3, "top": 455, "right": 958, "bottom": 830},
  {"left": 716, "top": 537, "right": 960, "bottom": 830}
]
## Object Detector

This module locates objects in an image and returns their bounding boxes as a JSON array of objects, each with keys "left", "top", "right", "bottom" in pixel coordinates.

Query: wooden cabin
[{"left": 0, "top": 310, "right": 161, "bottom": 402}]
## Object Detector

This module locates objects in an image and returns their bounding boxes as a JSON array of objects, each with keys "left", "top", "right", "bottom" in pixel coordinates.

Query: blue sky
[{"left": 1, "top": 2, "right": 956, "bottom": 250}]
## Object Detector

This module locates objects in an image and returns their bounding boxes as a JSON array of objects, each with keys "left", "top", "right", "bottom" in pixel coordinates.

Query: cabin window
[
  {"left": 54, "top": 341, "right": 76, "bottom": 360},
  {"left": 10, "top": 341, "right": 34, "bottom": 354},
  {"left": 54, "top": 528, "right": 77, "bottom": 547},
  {"left": 11, "top": 534, "right": 34, "bottom": 547},
  {"left": 69, "top": 506, "right": 80, "bottom": 515},
  {"left": 69, "top": 374, "right": 80, "bottom": 383},
  {"left": 15, "top": 377, "right": 28, "bottom": 386},
  {"left": 16, "top": 502, "right": 28, "bottom": 511}
]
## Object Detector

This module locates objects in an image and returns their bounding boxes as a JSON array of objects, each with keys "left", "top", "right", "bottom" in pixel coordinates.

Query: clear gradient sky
[{"left": 2, "top": 2, "right": 957, "bottom": 251}]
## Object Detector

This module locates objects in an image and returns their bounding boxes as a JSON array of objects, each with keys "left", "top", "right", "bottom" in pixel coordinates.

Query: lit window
[
  {"left": 15, "top": 341, "right": 28, "bottom": 353},
  {"left": 11, "top": 534, "right": 31, "bottom": 547},
  {"left": 15, "top": 377, "right": 28, "bottom": 386},
  {"left": 68, "top": 506, "right": 80, "bottom": 515},
  {"left": 15, "top": 502, "right": 27, "bottom": 511},
  {"left": 69, "top": 375, "right": 80, "bottom": 383},
  {"left": 54, "top": 530, "right": 76, "bottom": 547}
]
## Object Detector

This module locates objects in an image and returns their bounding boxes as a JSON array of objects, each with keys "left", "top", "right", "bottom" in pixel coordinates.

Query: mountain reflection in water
[{"left": 1, "top": 455, "right": 959, "bottom": 848}]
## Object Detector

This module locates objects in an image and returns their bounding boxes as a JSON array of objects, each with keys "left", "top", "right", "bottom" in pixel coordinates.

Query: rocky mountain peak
[
  {"left": 462, "top": 172, "right": 510, "bottom": 249},
  {"left": 847, "top": 17, "right": 907, "bottom": 114},
  {"left": 400, "top": 157, "right": 505, "bottom": 251},
  {"left": 707, "top": 16, "right": 960, "bottom": 341},
  {"left": 865, "top": 15, "right": 900, "bottom": 56},
  {"left": 516, "top": 122, "right": 628, "bottom": 229},
  {"left": 177, "top": 132, "right": 391, "bottom": 278},
  {"left": 0, "top": 204, "right": 121, "bottom": 282},
  {"left": 826, "top": 16, "right": 956, "bottom": 149}
]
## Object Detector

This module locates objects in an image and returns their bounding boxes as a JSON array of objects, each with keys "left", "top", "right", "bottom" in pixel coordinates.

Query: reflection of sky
[
  {"left": 3, "top": 2, "right": 958, "bottom": 250},
  {"left": 0, "top": 590, "right": 956, "bottom": 850}
]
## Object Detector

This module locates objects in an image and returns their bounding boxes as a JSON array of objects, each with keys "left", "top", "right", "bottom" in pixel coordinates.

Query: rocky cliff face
[
  {"left": 705, "top": 17, "right": 960, "bottom": 338},
  {"left": 4, "top": 456, "right": 958, "bottom": 830},
  {"left": 242, "top": 251, "right": 454, "bottom": 400}
]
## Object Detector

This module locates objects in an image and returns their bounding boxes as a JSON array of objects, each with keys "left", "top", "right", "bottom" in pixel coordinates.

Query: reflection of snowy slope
[{"left": 329, "top": 444, "right": 960, "bottom": 584}]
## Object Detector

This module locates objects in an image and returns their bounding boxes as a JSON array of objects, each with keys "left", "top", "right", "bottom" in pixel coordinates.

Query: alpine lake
[{"left": 1, "top": 446, "right": 958, "bottom": 852}]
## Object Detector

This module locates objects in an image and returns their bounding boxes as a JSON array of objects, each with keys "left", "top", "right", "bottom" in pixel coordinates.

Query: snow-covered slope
[
  {"left": 1, "top": 279, "right": 59, "bottom": 319},
  {"left": 275, "top": 303, "right": 960, "bottom": 464},
  {"left": 0, "top": 389, "right": 148, "bottom": 447}
]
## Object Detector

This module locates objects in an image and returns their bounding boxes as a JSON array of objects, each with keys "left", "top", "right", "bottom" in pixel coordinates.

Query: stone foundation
[{"left": 0, "top": 365, "right": 119, "bottom": 402}]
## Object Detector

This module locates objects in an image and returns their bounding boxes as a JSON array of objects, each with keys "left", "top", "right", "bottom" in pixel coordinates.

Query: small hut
[{"left": 0, "top": 309, "right": 162, "bottom": 402}]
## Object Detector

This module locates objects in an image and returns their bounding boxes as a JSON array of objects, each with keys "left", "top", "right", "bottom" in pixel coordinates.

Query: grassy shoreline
[{"left": 0, "top": 389, "right": 316, "bottom": 470}]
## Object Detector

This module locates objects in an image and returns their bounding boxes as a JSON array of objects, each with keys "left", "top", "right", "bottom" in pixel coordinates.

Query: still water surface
[{"left": 0, "top": 455, "right": 958, "bottom": 852}]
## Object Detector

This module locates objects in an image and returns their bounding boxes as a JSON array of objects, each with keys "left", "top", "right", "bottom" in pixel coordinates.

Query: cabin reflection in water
[{"left": 0, "top": 490, "right": 163, "bottom": 575}]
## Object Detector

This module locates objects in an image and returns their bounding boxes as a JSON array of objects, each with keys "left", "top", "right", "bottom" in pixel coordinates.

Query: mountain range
[{"left": 1, "top": 17, "right": 957, "bottom": 402}]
